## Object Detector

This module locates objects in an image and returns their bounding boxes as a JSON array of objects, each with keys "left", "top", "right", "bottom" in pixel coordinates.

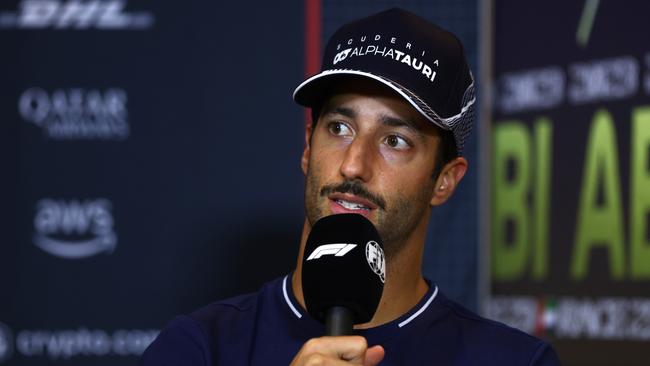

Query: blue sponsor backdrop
[{"left": 0, "top": 1, "right": 478, "bottom": 365}]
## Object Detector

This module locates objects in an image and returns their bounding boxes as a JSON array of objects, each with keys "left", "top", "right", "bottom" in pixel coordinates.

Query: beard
[{"left": 304, "top": 164, "right": 434, "bottom": 259}]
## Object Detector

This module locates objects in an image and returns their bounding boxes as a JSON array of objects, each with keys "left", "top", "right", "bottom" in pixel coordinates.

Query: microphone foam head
[{"left": 302, "top": 213, "right": 385, "bottom": 324}]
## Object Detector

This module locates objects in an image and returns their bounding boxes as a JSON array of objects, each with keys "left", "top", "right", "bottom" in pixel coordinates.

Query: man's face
[{"left": 301, "top": 80, "right": 442, "bottom": 257}]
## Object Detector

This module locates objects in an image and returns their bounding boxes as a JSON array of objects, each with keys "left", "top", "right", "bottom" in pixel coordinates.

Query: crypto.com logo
[
  {"left": 0, "top": 322, "right": 14, "bottom": 364},
  {"left": 0, "top": 0, "right": 154, "bottom": 30},
  {"left": 19, "top": 88, "right": 129, "bottom": 140},
  {"left": 34, "top": 198, "right": 117, "bottom": 259}
]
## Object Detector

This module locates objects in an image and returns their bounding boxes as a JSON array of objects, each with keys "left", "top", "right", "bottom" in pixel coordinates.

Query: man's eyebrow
[
  {"left": 380, "top": 114, "right": 423, "bottom": 133},
  {"left": 321, "top": 106, "right": 356, "bottom": 119}
]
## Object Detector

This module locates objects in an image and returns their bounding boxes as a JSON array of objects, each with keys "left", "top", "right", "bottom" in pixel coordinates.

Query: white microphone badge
[{"left": 365, "top": 241, "right": 385, "bottom": 283}]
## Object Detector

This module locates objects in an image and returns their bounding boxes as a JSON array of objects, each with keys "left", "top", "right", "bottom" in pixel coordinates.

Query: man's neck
[{"left": 291, "top": 218, "right": 429, "bottom": 329}]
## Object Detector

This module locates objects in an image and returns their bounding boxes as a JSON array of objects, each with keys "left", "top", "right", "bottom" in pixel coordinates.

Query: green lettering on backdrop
[
  {"left": 492, "top": 122, "right": 530, "bottom": 280},
  {"left": 572, "top": 110, "right": 625, "bottom": 280},
  {"left": 631, "top": 106, "right": 650, "bottom": 278},
  {"left": 533, "top": 119, "right": 552, "bottom": 279}
]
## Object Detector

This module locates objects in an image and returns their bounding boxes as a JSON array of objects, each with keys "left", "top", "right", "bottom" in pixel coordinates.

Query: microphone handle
[{"left": 325, "top": 306, "right": 353, "bottom": 336}]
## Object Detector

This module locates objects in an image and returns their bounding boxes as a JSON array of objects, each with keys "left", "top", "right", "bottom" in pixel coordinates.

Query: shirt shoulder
[
  {"left": 140, "top": 315, "right": 212, "bottom": 366},
  {"left": 438, "top": 297, "right": 561, "bottom": 366},
  {"left": 140, "top": 277, "right": 285, "bottom": 366},
  {"left": 188, "top": 290, "right": 260, "bottom": 344}
]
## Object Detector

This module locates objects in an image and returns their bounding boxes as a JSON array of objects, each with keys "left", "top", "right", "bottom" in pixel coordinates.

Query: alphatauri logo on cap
[
  {"left": 332, "top": 34, "right": 439, "bottom": 83},
  {"left": 333, "top": 48, "right": 352, "bottom": 65},
  {"left": 365, "top": 241, "right": 385, "bottom": 283}
]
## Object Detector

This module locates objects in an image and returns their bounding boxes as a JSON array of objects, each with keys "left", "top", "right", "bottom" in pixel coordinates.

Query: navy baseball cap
[{"left": 293, "top": 8, "right": 475, "bottom": 154}]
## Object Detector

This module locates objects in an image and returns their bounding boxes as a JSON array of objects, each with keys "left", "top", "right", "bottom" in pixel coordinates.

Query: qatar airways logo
[
  {"left": 19, "top": 88, "right": 129, "bottom": 140},
  {"left": 33, "top": 198, "right": 117, "bottom": 259},
  {"left": 0, "top": 0, "right": 154, "bottom": 30},
  {"left": 332, "top": 34, "right": 439, "bottom": 82}
]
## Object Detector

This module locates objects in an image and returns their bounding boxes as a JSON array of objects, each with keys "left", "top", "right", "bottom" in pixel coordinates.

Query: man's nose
[{"left": 339, "top": 136, "right": 374, "bottom": 182}]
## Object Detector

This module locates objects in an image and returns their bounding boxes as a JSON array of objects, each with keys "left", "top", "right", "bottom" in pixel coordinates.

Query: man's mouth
[
  {"left": 320, "top": 180, "right": 386, "bottom": 215},
  {"left": 328, "top": 193, "right": 378, "bottom": 217},
  {"left": 334, "top": 199, "right": 371, "bottom": 211}
]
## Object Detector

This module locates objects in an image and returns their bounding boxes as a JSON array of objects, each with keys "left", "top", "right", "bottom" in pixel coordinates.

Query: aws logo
[{"left": 33, "top": 198, "right": 117, "bottom": 259}]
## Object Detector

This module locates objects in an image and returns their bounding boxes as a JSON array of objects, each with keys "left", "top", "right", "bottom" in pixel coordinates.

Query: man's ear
[
  {"left": 430, "top": 157, "right": 468, "bottom": 206},
  {"left": 301, "top": 121, "right": 313, "bottom": 175}
]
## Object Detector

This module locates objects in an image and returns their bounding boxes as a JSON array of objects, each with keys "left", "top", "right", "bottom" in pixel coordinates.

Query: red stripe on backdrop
[
  {"left": 304, "top": 0, "right": 321, "bottom": 77},
  {"left": 534, "top": 297, "right": 545, "bottom": 337},
  {"left": 303, "top": 0, "right": 321, "bottom": 128}
]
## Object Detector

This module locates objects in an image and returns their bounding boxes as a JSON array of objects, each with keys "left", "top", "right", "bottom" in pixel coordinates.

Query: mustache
[{"left": 320, "top": 180, "right": 387, "bottom": 210}]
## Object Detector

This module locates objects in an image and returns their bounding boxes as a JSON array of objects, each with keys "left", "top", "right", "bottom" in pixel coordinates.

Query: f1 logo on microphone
[{"left": 306, "top": 243, "right": 357, "bottom": 260}]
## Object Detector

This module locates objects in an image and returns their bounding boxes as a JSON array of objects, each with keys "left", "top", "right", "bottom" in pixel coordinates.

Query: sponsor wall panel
[
  {"left": 488, "top": 1, "right": 650, "bottom": 365},
  {"left": 1, "top": 1, "right": 305, "bottom": 365}
]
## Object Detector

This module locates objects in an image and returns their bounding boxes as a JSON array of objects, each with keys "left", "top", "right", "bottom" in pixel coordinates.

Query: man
[{"left": 142, "top": 8, "right": 561, "bottom": 365}]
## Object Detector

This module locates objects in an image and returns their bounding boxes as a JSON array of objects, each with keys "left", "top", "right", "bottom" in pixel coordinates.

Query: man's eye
[
  {"left": 327, "top": 122, "right": 352, "bottom": 136},
  {"left": 385, "top": 135, "right": 410, "bottom": 150}
]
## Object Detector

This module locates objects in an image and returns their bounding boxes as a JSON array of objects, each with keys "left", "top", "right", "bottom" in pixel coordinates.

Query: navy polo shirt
[{"left": 141, "top": 275, "right": 561, "bottom": 365}]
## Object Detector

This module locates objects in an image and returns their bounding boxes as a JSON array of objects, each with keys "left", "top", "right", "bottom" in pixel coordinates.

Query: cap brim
[{"left": 293, "top": 69, "right": 451, "bottom": 131}]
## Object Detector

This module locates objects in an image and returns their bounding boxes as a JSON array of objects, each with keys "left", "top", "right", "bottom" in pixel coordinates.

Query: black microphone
[{"left": 301, "top": 213, "right": 385, "bottom": 336}]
